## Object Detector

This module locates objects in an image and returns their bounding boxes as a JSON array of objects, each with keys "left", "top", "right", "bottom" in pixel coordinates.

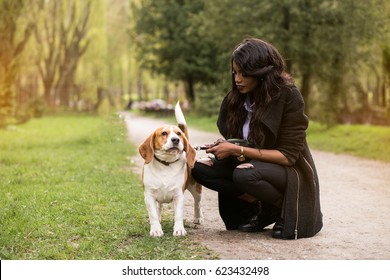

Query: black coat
[{"left": 217, "top": 87, "right": 323, "bottom": 239}]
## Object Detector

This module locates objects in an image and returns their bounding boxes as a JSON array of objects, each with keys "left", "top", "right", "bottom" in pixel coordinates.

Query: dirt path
[{"left": 120, "top": 112, "right": 390, "bottom": 260}]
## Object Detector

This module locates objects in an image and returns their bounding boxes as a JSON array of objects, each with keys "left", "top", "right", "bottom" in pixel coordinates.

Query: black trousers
[{"left": 192, "top": 157, "right": 287, "bottom": 229}]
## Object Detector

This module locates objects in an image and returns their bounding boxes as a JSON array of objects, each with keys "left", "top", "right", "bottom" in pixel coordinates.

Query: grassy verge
[
  {"left": 0, "top": 115, "right": 216, "bottom": 260},
  {"left": 306, "top": 122, "right": 390, "bottom": 163}
]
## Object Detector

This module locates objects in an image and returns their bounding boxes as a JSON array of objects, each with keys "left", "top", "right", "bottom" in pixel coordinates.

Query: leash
[
  {"left": 193, "top": 139, "right": 250, "bottom": 151},
  {"left": 193, "top": 145, "right": 209, "bottom": 151}
]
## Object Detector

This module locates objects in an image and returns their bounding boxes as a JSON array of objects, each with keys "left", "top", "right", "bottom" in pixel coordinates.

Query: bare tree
[
  {"left": 34, "top": 0, "right": 90, "bottom": 110},
  {"left": 0, "top": 0, "right": 35, "bottom": 127}
]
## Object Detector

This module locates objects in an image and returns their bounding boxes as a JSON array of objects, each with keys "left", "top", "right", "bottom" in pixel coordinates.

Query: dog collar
[{"left": 153, "top": 155, "right": 180, "bottom": 166}]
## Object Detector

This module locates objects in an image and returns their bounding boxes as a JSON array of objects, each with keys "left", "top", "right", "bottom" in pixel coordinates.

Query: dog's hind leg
[{"left": 186, "top": 180, "right": 204, "bottom": 225}]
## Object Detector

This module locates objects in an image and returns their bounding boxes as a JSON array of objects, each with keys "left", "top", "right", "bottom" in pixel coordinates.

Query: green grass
[
  {"left": 0, "top": 115, "right": 216, "bottom": 260},
  {"left": 307, "top": 122, "right": 390, "bottom": 163}
]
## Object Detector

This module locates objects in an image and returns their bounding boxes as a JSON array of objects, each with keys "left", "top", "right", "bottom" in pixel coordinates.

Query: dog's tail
[{"left": 175, "top": 101, "right": 189, "bottom": 138}]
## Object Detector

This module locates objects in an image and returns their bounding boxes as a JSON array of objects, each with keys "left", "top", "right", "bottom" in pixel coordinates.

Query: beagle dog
[{"left": 138, "top": 102, "right": 203, "bottom": 237}]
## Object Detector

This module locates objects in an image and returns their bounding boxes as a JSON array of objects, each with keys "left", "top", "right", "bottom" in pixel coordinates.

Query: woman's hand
[
  {"left": 206, "top": 141, "right": 240, "bottom": 160},
  {"left": 204, "top": 139, "right": 290, "bottom": 165}
]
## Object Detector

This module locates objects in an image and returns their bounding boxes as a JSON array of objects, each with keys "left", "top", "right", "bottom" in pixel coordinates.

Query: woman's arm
[{"left": 206, "top": 141, "right": 290, "bottom": 166}]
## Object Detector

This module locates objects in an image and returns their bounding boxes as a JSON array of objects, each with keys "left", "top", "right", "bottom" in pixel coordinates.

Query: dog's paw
[
  {"left": 173, "top": 226, "right": 187, "bottom": 236},
  {"left": 150, "top": 226, "right": 164, "bottom": 237},
  {"left": 194, "top": 206, "right": 204, "bottom": 225},
  {"left": 193, "top": 215, "right": 204, "bottom": 225}
]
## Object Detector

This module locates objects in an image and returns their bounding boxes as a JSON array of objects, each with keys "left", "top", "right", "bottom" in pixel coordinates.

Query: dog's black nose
[{"left": 171, "top": 137, "right": 180, "bottom": 145}]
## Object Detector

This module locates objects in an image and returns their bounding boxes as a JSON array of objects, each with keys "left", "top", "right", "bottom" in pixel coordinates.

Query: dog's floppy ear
[
  {"left": 182, "top": 135, "right": 196, "bottom": 169},
  {"left": 138, "top": 132, "right": 155, "bottom": 164}
]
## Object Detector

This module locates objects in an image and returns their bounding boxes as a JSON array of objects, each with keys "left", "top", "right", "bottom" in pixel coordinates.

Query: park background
[
  {"left": 1, "top": 0, "right": 390, "bottom": 127},
  {"left": 1, "top": 0, "right": 390, "bottom": 260}
]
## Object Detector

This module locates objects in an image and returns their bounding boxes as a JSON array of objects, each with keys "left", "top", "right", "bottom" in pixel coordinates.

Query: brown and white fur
[{"left": 138, "top": 102, "right": 203, "bottom": 237}]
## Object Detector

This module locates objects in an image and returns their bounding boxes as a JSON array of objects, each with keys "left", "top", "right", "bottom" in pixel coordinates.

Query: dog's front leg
[
  {"left": 173, "top": 194, "right": 186, "bottom": 236},
  {"left": 144, "top": 193, "right": 164, "bottom": 237}
]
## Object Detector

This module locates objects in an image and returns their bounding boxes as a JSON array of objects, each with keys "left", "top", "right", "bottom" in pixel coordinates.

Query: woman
[{"left": 192, "top": 38, "right": 322, "bottom": 239}]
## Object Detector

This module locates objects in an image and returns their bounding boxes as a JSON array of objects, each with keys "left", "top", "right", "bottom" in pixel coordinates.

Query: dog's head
[{"left": 138, "top": 125, "right": 196, "bottom": 168}]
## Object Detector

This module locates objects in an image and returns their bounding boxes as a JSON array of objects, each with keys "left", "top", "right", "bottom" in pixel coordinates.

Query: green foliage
[
  {"left": 195, "top": 84, "right": 227, "bottom": 117},
  {"left": 133, "top": 0, "right": 219, "bottom": 101},
  {"left": 0, "top": 115, "right": 215, "bottom": 259},
  {"left": 191, "top": 0, "right": 389, "bottom": 125}
]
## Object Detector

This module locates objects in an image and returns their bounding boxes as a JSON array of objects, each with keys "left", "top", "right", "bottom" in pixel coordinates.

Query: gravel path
[{"left": 120, "top": 112, "right": 390, "bottom": 260}]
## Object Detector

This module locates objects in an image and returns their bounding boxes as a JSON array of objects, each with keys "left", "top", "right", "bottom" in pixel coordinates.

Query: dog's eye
[
  {"left": 161, "top": 131, "right": 168, "bottom": 136},
  {"left": 176, "top": 131, "right": 181, "bottom": 136}
]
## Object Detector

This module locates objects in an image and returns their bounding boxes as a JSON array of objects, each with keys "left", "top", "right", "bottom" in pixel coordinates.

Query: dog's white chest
[{"left": 143, "top": 160, "right": 187, "bottom": 203}]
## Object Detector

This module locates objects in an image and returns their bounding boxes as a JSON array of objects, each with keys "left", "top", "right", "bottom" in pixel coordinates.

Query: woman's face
[{"left": 232, "top": 61, "right": 259, "bottom": 94}]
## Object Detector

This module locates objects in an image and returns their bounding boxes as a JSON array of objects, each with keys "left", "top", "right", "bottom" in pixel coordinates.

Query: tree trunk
[
  {"left": 185, "top": 78, "right": 195, "bottom": 102},
  {"left": 282, "top": 5, "right": 292, "bottom": 73},
  {"left": 300, "top": 72, "right": 311, "bottom": 115},
  {"left": 0, "top": 0, "right": 35, "bottom": 126},
  {"left": 137, "top": 71, "right": 143, "bottom": 101},
  {"left": 35, "top": 0, "right": 90, "bottom": 111}
]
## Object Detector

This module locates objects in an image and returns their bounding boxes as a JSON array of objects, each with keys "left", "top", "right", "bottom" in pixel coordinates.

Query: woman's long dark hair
[{"left": 225, "top": 38, "right": 294, "bottom": 147}]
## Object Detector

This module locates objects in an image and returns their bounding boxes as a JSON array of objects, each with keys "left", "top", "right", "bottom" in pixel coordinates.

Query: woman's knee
[
  {"left": 233, "top": 165, "right": 260, "bottom": 186},
  {"left": 232, "top": 168, "right": 250, "bottom": 195},
  {"left": 192, "top": 161, "right": 209, "bottom": 182},
  {"left": 232, "top": 165, "right": 285, "bottom": 203}
]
